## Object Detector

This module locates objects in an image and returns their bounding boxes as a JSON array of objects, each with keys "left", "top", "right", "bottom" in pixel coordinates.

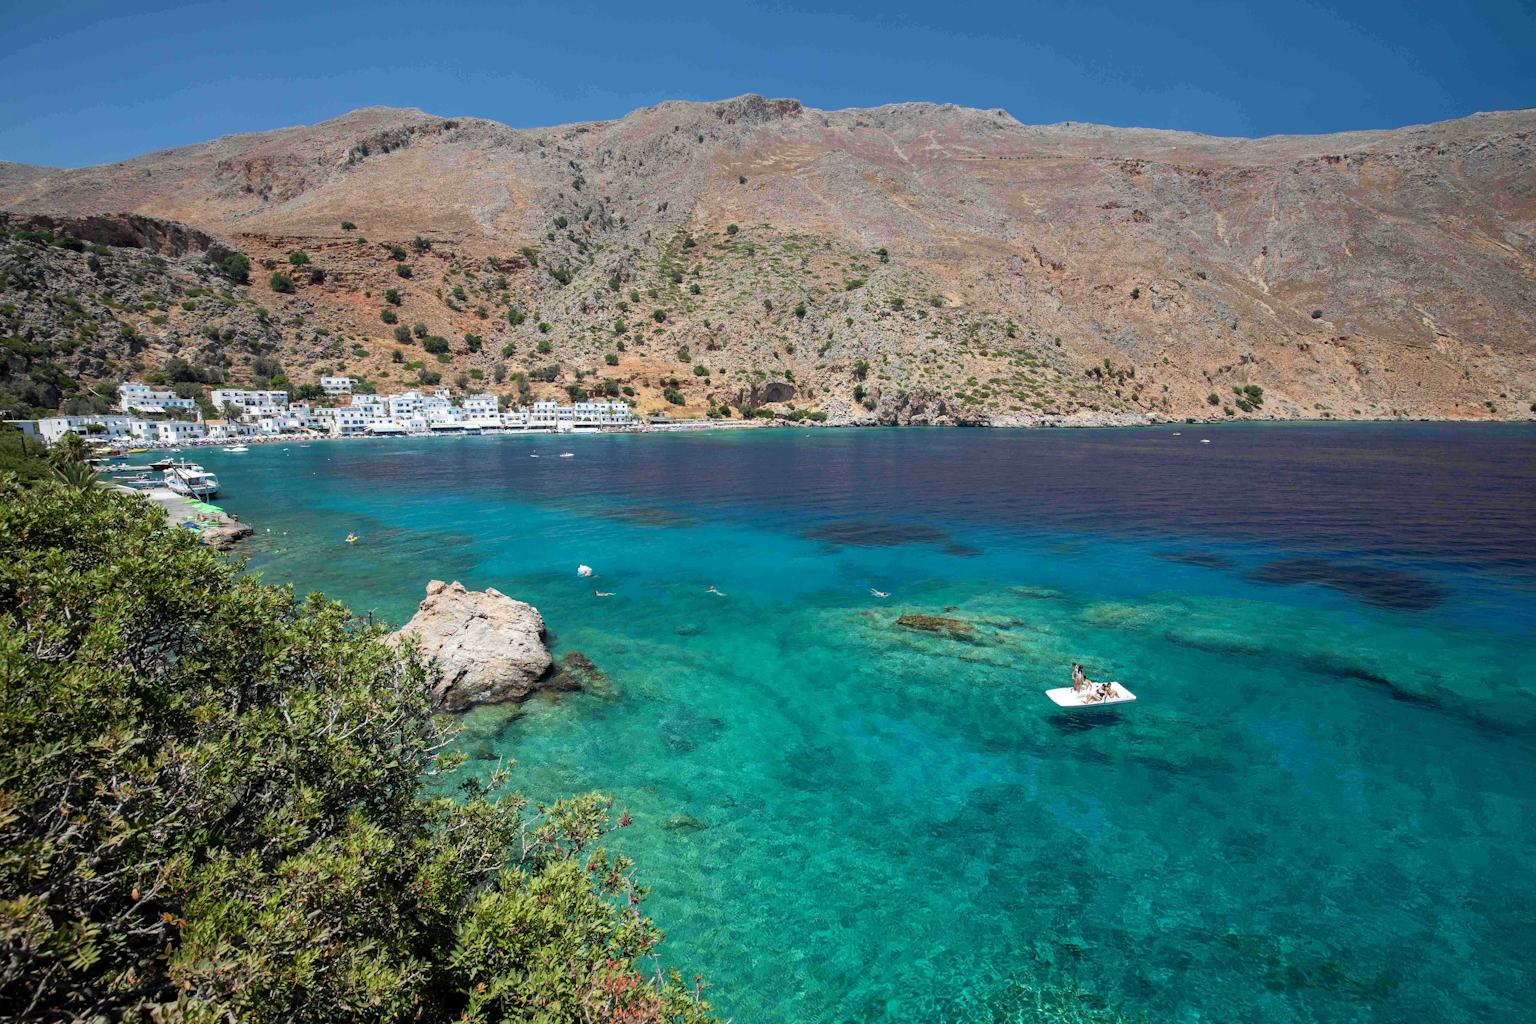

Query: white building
[
  {"left": 118, "top": 382, "right": 197, "bottom": 415},
  {"left": 386, "top": 391, "right": 422, "bottom": 421},
  {"left": 321, "top": 376, "right": 354, "bottom": 395},
  {"left": 258, "top": 413, "right": 310, "bottom": 434},
  {"left": 572, "top": 400, "right": 633, "bottom": 428},
  {"left": 211, "top": 388, "right": 289, "bottom": 420},
  {"left": 323, "top": 405, "right": 381, "bottom": 436},
  {"left": 424, "top": 404, "right": 466, "bottom": 432},
  {"left": 207, "top": 420, "right": 259, "bottom": 439},
  {"left": 154, "top": 421, "right": 207, "bottom": 443},
  {"left": 460, "top": 393, "right": 500, "bottom": 428},
  {"left": 529, "top": 401, "right": 561, "bottom": 431},
  {"left": 37, "top": 415, "right": 147, "bottom": 444}
]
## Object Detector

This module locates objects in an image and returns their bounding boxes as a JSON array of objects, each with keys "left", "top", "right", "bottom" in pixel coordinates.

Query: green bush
[
  {"left": 381, "top": 308, "right": 399, "bottom": 324},
  {"left": 396, "top": 263, "right": 413, "bottom": 279},
  {"left": 0, "top": 425, "right": 49, "bottom": 483},
  {"left": 268, "top": 272, "right": 294, "bottom": 294},
  {"left": 0, "top": 482, "right": 714, "bottom": 1024},
  {"left": 385, "top": 287, "right": 402, "bottom": 305},
  {"left": 507, "top": 307, "right": 526, "bottom": 326},
  {"left": 464, "top": 333, "right": 483, "bottom": 353},
  {"left": 422, "top": 336, "right": 450, "bottom": 355},
  {"left": 653, "top": 309, "right": 667, "bottom": 323},
  {"left": 341, "top": 220, "right": 357, "bottom": 230},
  {"left": 726, "top": 224, "right": 739, "bottom": 236},
  {"left": 287, "top": 250, "right": 310, "bottom": 266},
  {"left": 537, "top": 339, "right": 552, "bottom": 354},
  {"left": 605, "top": 353, "right": 619, "bottom": 366},
  {"left": 394, "top": 325, "right": 414, "bottom": 344},
  {"left": 663, "top": 386, "right": 685, "bottom": 405},
  {"left": 215, "top": 252, "right": 250, "bottom": 284},
  {"left": 1207, "top": 393, "right": 1221, "bottom": 406},
  {"left": 308, "top": 267, "right": 326, "bottom": 284}
]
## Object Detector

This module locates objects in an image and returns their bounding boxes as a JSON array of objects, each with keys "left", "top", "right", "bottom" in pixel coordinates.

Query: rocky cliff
[{"left": 3, "top": 97, "right": 1533, "bottom": 423}]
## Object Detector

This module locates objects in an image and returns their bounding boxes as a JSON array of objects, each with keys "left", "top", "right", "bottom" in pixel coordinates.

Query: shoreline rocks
[
  {"left": 200, "top": 519, "right": 253, "bottom": 550},
  {"left": 389, "top": 580, "right": 553, "bottom": 710}
]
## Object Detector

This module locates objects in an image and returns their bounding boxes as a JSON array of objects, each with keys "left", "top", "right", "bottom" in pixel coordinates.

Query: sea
[{"left": 177, "top": 423, "right": 1536, "bottom": 1024}]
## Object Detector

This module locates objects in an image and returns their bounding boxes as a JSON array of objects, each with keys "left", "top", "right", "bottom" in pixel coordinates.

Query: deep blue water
[{"left": 177, "top": 424, "right": 1535, "bottom": 1023}]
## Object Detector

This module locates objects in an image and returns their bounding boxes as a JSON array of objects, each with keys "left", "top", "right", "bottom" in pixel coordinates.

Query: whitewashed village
[{"left": 16, "top": 376, "right": 636, "bottom": 446}]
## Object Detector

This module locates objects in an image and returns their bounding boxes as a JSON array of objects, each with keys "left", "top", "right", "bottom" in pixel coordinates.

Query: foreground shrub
[{"left": 0, "top": 481, "right": 713, "bottom": 1024}]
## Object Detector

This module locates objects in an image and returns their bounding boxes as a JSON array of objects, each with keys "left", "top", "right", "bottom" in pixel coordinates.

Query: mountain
[{"left": 3, "top": 95, "right": 1534, "bottom": 424}]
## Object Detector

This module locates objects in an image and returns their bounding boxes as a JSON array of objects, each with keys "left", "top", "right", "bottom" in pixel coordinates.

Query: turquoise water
[{"left": 180, "top": 426, "right": 1535, "bottom": 1023}]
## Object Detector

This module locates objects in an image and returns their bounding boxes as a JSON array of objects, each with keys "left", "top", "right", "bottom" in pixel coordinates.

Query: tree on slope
[{"left": 0, "top": 479, "right": 714, "bottom": 1024}]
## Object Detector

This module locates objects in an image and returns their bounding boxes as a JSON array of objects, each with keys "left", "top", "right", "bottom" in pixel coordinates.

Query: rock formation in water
[{"left": 389, "top": 579, "right": 553, "bottom": 710}]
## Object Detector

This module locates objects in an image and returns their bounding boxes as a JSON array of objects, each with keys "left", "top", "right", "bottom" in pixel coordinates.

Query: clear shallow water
[{"left": 187, "top": 425, "right": 1534, "bottom": 1023}]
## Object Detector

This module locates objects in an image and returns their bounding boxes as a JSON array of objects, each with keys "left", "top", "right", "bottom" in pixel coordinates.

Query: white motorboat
[
  {"left": 559, "top": 452, "right": 575, "bottom": 458},
  {"left": 1045, "top": 684, "right": 1137, "bottom": 710},
  {"left": 222, "top": 445, "right": 249, "bottom": 453},
  {"left": 164, "top": 462, "right": 221, "bottom": 498}
]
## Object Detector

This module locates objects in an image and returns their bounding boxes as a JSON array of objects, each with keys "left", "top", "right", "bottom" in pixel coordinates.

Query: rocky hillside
[{"left": 3, "top": 96, "right": 1534, "bottom": 424}]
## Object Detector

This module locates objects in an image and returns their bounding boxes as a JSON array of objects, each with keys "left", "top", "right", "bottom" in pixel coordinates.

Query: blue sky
[{"left": 2, "top": 0, "right": 1532, "bottom": 167}]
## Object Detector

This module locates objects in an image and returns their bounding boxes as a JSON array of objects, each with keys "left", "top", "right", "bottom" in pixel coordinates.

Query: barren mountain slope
[{"left": 3, "top": 95, "right": 1534, "bottom": 423}]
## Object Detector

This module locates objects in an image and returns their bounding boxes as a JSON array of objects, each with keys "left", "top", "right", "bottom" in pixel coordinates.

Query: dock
[{"left": 115, "top": 485, "right": 253, "bottom": 550}]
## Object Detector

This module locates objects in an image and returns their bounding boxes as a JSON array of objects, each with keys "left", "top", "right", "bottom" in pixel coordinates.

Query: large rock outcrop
[{"left": 389, "top": 580, "right": 553, "bottom": 710}]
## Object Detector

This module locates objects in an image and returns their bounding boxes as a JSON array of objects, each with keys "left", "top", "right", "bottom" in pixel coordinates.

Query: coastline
[{"left": 99, "top": 409, "right": 1536, "bottom": 455}]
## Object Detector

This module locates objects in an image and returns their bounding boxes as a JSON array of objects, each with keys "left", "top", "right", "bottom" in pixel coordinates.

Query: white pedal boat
[{"left": 1045, "top": 685, "right": 1137, "bottom": 710}]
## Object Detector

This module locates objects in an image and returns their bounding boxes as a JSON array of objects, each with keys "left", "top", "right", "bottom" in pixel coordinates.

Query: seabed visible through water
[{"left": 182, "top": 423, "right": 1535, "bottom": 1024}]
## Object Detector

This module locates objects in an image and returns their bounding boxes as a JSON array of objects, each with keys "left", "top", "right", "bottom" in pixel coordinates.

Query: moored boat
[{"left": 164, "top": 462, "right": 221, "bottom": 498}]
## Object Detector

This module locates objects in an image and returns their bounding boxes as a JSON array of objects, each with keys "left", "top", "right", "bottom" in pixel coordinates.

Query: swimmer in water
[
  {"left": 594, "top": 590, "right": 614, "bottom": 597},
  {"left": 870, "top": 588, "right": 890, "bottom": 598},
  {"left": 707, "top": 585, "right": 726, "bottom": 596}
]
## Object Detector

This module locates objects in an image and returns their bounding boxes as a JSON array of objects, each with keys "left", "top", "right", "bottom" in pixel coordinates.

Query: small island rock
[{"left": 390, "top": 580, "right": 553, "bottom": 710}]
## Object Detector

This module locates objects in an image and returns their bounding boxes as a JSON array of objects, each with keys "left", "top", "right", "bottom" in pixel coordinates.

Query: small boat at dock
[{"left": 164, "top": 462, "right": 221, "bottom": 499}]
